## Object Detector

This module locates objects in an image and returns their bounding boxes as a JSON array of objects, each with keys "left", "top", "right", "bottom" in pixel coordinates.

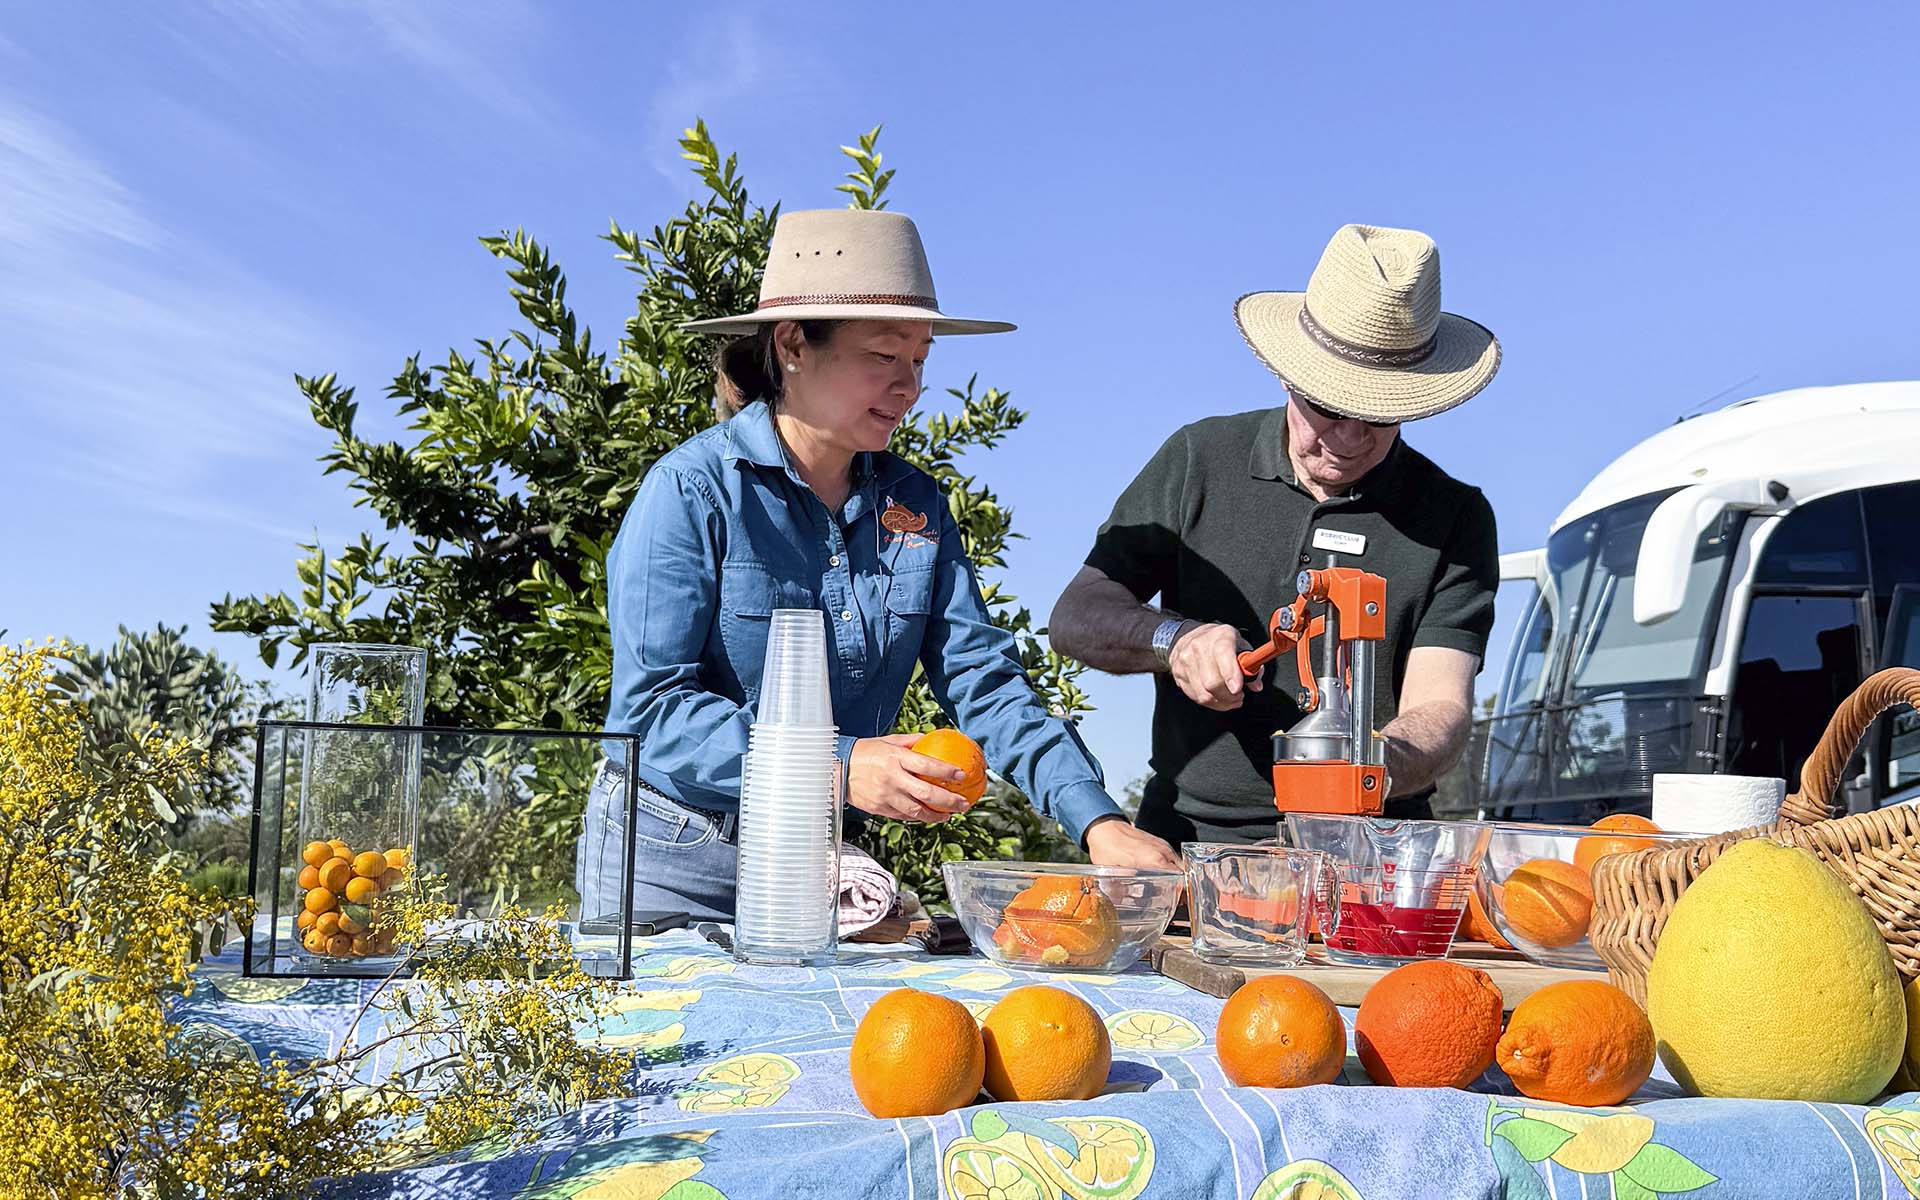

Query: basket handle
[{"left": 1780, "top": 667, "right": 1920, "bottom": 826}]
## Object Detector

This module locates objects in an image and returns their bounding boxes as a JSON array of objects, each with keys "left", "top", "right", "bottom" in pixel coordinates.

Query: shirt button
[
  {"left": 840, "top": 609, "right": 854, "bottom": 621},
  {"left": 829, "top": 555, "right": 841, "bottom": 567}
]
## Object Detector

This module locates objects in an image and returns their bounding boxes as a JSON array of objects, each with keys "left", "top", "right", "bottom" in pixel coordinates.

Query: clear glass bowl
[
  {"left": 1476, "top": 822, "right": 1698, "bottom": 969},
  {"left": 1283, "top": 813, "right": 1494, "bottom": 966},
  {"left": 941, "top": 862, "right": 1185, "bottom": 973}
]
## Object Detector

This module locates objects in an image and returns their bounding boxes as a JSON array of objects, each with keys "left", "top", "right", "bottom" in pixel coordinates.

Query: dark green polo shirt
[{"left": 1084, "top": 405, "right": 1499, "bottom": 845}]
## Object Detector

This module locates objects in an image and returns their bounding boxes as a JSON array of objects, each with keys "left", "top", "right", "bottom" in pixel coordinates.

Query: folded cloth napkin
[{"left": 837, "top": 844, "right": 901, "bottom": 937}]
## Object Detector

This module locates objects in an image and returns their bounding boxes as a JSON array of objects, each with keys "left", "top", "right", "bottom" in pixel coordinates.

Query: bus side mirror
[{"left": 1634, "top": 481, "right": 1780, "bottom": 626}]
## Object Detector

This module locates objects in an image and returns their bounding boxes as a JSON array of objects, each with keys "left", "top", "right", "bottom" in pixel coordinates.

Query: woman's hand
[
  {"left": 848, "top": 734, "right": 975, "bottom": 823},
  {"left": 1083, "top": 815, "right": 1182, "bottom": 870}
]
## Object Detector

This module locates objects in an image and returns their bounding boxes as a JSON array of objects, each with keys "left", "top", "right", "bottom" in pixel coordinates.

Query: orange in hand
[
  {"left": 1496, "top": 979, "right": 1654, "bottom": 1105},
  {"left": 990, "top": 874, "right": 1122, "bottom": 967},
  {"left": 1574, "top": 813, "right": 1663, "bottom": 876},
  {"left": 1502, "top": 858, "right": 1594, "bottom": 949},
  {"left": 1354, "top": 960, "right": 1505, "bottom": 1089},
  {"left": 980, "top": 985, "right": 1111, "bottom": 1102},
  {"left": 850, "top": 988, "right": 985, "bottom": 1117},
  {"left": 911, "top": 728, "right": 988, "bottom": 806},
  {"left": 1216, "top": 976, "right": 1346, "bottom": 1088}
]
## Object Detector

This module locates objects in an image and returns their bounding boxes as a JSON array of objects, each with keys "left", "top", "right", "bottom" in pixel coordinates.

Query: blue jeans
[{"left": 576, "top": 760, "right": 740, "bottom": 922}]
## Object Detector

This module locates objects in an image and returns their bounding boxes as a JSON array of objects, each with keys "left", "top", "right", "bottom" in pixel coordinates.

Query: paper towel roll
[{"left": 1652, "top": 773, "right": 1787, "bottom": 835}]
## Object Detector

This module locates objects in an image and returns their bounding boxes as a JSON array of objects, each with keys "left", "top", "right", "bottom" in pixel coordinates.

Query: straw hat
[
  {"left": 682, "top": 209, "right": 1014, "bottom": 336},
  {"left": 1234, "top": 224, "right": 1500, "bottom": 423}
]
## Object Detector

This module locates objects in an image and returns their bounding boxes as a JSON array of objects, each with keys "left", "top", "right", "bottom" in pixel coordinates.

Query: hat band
[
  {"left": 1298, "top": 304, "right": 1437, "bottom": 370},
  {"left": 758, "top": 291, "right": 938, "bottom": 312}
]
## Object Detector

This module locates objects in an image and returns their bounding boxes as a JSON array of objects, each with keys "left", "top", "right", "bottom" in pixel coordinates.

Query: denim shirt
[{"left": 604, "top": 399, "right": 1121, "bottom": 844}]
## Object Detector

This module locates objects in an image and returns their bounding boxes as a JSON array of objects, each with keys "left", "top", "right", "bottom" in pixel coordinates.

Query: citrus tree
[{"left": 211, "top": 123, "right": 1087, "bottom": 904}]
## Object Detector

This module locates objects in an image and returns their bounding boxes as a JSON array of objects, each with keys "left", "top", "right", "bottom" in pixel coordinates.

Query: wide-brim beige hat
[
  {"left": 1235, "top": 224, "right": 1500, "bottom": 423},
  {"left": 682, "top": 209, "right": 1014, "bottom": 336}
]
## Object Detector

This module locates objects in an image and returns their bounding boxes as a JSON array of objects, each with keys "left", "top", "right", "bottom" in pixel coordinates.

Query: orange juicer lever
[{"left": 1236, "top": 565, "right": 1391, "bottom": 816}]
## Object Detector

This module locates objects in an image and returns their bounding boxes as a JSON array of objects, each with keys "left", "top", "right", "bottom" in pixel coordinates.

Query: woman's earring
[{"left": 785, "top": 363, "right": 799, "bottom": 373}]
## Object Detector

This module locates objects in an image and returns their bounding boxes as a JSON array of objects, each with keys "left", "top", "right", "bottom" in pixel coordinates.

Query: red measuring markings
[{"left": 1323, "top": 901, "right": 1466, "bottom": 960}]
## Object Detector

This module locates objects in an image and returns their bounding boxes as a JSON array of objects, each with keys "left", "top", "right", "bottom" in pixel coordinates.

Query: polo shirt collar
[
  {"left": 721, "top": 397, "right": 910, "bottom": 489},
  {"left": 1248, "top": 404, "right": 1410, "bottom": 501}
]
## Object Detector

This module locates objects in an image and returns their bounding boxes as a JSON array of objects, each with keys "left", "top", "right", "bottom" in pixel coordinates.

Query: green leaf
[
  {"left": 971, "top": 1109, "right": 1009, "bottom": 1142},
  {"left": 1610, "top": 1172, "right": 1659, "bottom": 1200},
  {"left": 1493, "top": 1117, "right": 1575, "bottom": 1163},
  {"left": 1620, "top": 1143, "right": 1718, "bottom": 1193}
]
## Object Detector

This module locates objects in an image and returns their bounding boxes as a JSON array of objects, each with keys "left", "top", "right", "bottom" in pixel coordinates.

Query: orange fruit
[
  {"left": 327, "top": 838, "right": 351, "bottom": 858},
  {"left": 1502, "top": 858, "right": 1594, "bottom": 948},
  {"left": 990, "top": 875, "right": 1122, "bottom": 967},
  {"left": 850, "top": 988, "right": 985, "bottom": 1117},
  {"left": 351, "top": 935, "right": 374, "bottom": 956},
  {"left": 336, "top": 910, "right": 363, "bottom": 937},
  {"left": 324, "top": 933, "right": 353, "bottom": 957},
  {"left": 1462, "top": 888, "right": 1514, "bottom": 951},
  {"left": 1216, "top": 976, "right": 1346, "bottom": 1089},
  {"left": 911, "top": 728, "right": 989, "bottom": 805},
  {"left": 296, "top": 909, "right": 317, "bottom": 932},
  {"left": 1354, "top": 960, "right": 1505, "bottom": 1089},
  {"left": 980, "top": 985, "right": 1111, "bottom": 1102},
  {"left": 383, "top": 847, "right": 410, "bottom": 871},
  {"left": 305, "top": 886, "right": 337, "bottom": 915},
  {"left": 301, "top": 841, "right": 332, "bottom": 868},
  {"left": 318, "top": 858, "right": 353, "bottom": 893},
  {"left": 379, "top": 867, "right": 404, "bottom": 890},
  {"left": 297, "top": 864, "right": 322, "bottom": 890},
  {"left": 302, "top": 928, "right": 328, "bottom": 954},
  {"left": 352, "top": 851, "right": 387, "bottom": 879},
  {"left": 368, "top": 928, "right": 396, "bottom": 956},
  {"left": 1496, "top": 980, "right": 1654, "bottom": 1105},
  {"left": 314, "top": 911, "right": 342, "bottom": 937},
  {"left": 344, "top": 876, "right": 379, "bottom": 904},
  {"left": 1574, "top": 814, "right": 1663, "bottom": 876}
]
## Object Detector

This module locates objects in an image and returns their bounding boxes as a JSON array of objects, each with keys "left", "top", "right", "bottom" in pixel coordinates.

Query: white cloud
[
  {"left": 204, "top": 0, "right": 570, "bottom": 133},
  {"left": 0, "top": 95, "right": 351, "bottom": 534},
  {"left": 643, "top": 11, "right": 776, "bottom": 187},
  {"left": 0, "top": 104, "right": 162, "bottom": 250}
]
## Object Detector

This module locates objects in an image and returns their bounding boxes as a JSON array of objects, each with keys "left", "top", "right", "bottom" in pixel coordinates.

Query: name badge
[{"left": 1312, "top": 528, "right": 1367, "bottom": 556}]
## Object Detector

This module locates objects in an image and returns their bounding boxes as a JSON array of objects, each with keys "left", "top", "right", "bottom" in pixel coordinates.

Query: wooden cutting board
[{"left": 1150, "top": 936, "right": 1603, "bottom": 1009}]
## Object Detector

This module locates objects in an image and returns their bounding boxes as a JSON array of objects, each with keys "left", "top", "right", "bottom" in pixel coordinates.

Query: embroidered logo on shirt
[{"left": 878, "top": 497, "right": 936, "bottom": 550}]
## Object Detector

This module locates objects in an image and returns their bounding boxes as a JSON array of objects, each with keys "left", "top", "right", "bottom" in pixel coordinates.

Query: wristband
[{"left": 1150, "top": 617, "right": 1186, "bottom": 668}]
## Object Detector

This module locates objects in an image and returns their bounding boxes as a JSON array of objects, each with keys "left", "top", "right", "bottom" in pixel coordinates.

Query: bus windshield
[{"left": 1540, "top": 490, "right": 1743, "bottom": 702}]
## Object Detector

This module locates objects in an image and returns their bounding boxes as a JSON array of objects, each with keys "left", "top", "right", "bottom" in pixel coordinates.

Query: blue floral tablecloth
[{"left": 179, "top": 929, "right": 1920, "bottom": 1199}]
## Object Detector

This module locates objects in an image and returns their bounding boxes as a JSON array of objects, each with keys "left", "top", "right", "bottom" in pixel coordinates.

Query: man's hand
[
  {"left": 1083, "top": 815, "right": 1181, "bottom": 870},
  {"left": 1168, "top": 622, "right": 1264, "bottom": 711},
  {"left": 847, "top": 735, "right": 974, "bottom": 823}
]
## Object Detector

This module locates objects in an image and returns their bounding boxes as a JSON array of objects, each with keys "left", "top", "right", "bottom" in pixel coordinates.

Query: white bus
[{"left": 1473, "top": 381, "right": 1920, "bottom": 821}]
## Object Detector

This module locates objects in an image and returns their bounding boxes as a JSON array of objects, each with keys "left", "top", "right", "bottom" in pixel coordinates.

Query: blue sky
[{"left": 5, "top": 2, "right": 1919, "bottom": 792}]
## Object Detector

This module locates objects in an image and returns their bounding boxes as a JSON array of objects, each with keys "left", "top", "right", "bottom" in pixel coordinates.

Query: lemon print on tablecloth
[
  {"left": 1868, "top": 1106, "right": 1920, "bottom": 1198},
  {"left": 206, "top": 976, "right": 311, "bottom": 1003},
  {"left": 593, "top": 989, "right": 701, "bottom": 1052},
  {"left": 879, "top": 961, "right": 1015, "bottom": 993},
  {"left": 942, "top": 1110, "right": 1153, "bottom": 1200},
  {"left": 633, "top": 955, "right": 738, "bottom": 984},
  {"left": 961, "top": 998, "right": 996, "bottom": 1022},
  {"left": 946, "top": 1143, "right": 1054, "bottom": 1200},
  {"left": 1104, "top": 1010, "right": 1204, "bottom": 1052},
  {"left": 1249, "top": 1160, "right": 1362, "bottom": 1200},
  {"left": 516, "top": 1130, "right": 725, "bottom": 1200},
  {"left": 1485, "top": 1100, "right": 1716, "bottom": 1199},
  {"left": 676, "top": 1052, "right": 801, "bottom": 1113}
]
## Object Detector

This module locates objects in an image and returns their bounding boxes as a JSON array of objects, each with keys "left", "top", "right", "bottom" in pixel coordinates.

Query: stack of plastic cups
[{"left": 732, "top": 609, "right": 844, "bottom": 965}]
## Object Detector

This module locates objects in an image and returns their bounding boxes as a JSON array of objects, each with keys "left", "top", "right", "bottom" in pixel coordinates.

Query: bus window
[
  {"left": 1755, "top": 492, "right": 1869, "bottom": 587},
  {"left": 1726, "top": 594, "right": 1868, "bottom": 791},
  {"left": 1881, "top": 586, "right": 1920, "bottom": 798}
]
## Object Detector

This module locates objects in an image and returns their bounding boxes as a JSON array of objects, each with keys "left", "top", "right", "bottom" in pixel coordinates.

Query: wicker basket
[{"left": 1591, "top": 668, "right": 1920, "bottom": 1006}]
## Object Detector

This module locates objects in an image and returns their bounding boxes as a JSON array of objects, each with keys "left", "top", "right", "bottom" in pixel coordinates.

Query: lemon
[{"left": 1648, "top": 839, "right": 1904, "bottom": 1102}]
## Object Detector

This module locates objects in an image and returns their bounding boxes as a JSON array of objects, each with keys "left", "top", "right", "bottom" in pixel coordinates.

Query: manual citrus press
[{"left": 1236, "top": 563, "right": 1391, "bottom": 815}]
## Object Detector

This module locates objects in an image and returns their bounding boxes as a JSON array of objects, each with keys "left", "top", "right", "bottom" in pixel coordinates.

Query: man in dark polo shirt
[{"left": 1049, "top": 224, "right": 1500, "bottom": 847}]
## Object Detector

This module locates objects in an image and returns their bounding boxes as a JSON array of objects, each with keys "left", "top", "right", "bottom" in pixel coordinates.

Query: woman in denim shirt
[{"left": 576, "top": 210, "right": 1178, "bottom": 921}]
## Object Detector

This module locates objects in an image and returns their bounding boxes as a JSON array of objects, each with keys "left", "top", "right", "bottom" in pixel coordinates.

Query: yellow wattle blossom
[{"left": 1, "top": 642, "right": 637, "bottom": 1198}]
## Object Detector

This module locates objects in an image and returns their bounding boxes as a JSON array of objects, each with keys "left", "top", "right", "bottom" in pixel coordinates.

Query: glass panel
[
  {"left": 1755, "top": 493, "right": 1869, "bottom": 587},
  {"left": 1726, "top": 594, "right": 1865, "bottom": 791},
  {"left": 1883, "top": 587, "right": 1920, "bottom": 795},
  {"left": 244, "top": 723, "right": 642, "bottom": 979}
]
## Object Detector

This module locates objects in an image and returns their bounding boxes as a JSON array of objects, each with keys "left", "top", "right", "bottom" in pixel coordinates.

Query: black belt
[{"left": 602, "top": 761, "right": 739, "bottom": 844}]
